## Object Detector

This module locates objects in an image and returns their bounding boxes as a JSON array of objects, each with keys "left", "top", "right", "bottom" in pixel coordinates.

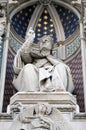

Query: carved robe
[{"left": 13, "top": 46, "right": 74, "bottom": 92}]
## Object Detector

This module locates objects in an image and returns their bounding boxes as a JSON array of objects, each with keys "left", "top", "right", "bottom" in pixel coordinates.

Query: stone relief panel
[{"left": 9, "top": 102, "right": 73, "bottom": 130}]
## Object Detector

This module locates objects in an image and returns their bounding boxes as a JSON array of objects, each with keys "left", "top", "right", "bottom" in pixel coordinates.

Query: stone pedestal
[
  {"left": 5, "top": 92, "right": 83, "bottom": 130},
  {"left": 10, "top": 92, "right": 77, "bottom": 112}
]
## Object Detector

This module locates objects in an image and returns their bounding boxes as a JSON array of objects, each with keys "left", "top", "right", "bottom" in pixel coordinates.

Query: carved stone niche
[{"left": 10, "top": 92, "right": 77, "bottom": 113}]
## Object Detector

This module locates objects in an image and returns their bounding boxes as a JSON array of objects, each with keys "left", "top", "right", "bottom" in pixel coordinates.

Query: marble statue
[{"left": 13, "top": 27, "right": 74, "bottom": 92}]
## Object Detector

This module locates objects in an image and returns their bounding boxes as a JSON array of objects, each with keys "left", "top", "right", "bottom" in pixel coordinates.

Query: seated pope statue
[{"left": 13, "top": 27, "right": 74, "bottom": 92}]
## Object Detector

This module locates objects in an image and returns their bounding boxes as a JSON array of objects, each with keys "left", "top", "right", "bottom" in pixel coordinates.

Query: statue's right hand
[
  {"left": 25, "top": 27, "right": 35, "bottom": 45},
  {"left": 19, "top": 27, "right": 35, "bottom": 53}
]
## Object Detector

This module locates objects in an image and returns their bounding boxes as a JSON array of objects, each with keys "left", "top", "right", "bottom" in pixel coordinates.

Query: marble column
[
  {"left": 0, "top": 21, "right": 10, "bottom": 112},
  {"left": 80, "top": 1, "right": 86, "bottom": 111}
]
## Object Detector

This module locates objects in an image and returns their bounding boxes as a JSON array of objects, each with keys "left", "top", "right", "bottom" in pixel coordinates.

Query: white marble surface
[{"left": 10, "top": 92, "right": 76, "bottom": 105}]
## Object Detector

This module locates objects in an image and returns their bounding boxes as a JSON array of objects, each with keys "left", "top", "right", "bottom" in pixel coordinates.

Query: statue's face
[
  {"left": 40, "top": 37, "right": 52, "bottom": 49},
  {"left": 39, "top": 36, "right": 52, "bottom": 56}
]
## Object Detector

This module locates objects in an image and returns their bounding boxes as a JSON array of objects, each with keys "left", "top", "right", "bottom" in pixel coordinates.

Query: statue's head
[
  {"left": 39, "top": 35, "right": 53, "bottom": 56},
  {"left": 39, "top": 35, "right": 53, "bottom": 52}
]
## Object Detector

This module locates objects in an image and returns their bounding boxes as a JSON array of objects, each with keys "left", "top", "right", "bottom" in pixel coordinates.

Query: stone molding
[
  {"left": 0, "top": 113, "right": 12, "bottom": 120},
  {"left": 10, "top": 92, "right": 77, "bottom": 112}
]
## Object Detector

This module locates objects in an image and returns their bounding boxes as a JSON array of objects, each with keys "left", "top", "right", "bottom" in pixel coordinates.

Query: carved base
[{"left": 10, "top": 92, "right": 77, "bottom": 112}]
